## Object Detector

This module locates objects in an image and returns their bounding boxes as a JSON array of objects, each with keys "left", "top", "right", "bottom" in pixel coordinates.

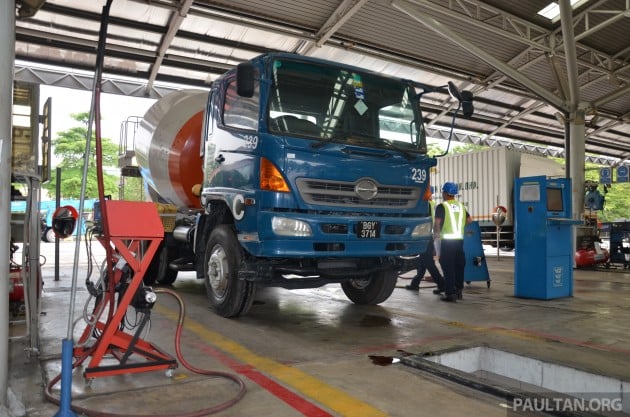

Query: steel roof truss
[
  {"left": 146, "top": 0, "right": 194, "bottom": 93},
  {"left": 392, "top": 0, "right": 567, "bottom": 110},
  {"left": 296, "top": 0, "right": 369, "bottom": 55}
]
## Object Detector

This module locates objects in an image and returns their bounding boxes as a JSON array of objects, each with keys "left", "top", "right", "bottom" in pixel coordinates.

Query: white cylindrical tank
[{"left": 135, "top": 89, "right": 208, "bottom": 209}]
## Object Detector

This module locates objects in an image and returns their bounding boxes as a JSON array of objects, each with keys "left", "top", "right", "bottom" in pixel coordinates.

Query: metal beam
[
  {"left": 146, "top": 0, "right": 194, "bottom": 93},
  {"left": 487, "top": 101, "right": 547, "bottom": 139},
  {"left": 401, "top": 0, "right": 552, "bottom": 52},
  {"left": 573, "top": 1, "right": 630, "bottom": 42},
  {"left": 13, "top": 64, "right": 182, "bottom": 98},
  {"left": 559, "top": 0, "right": 581, "bottom": 112},
  {"left": 427, "top": 126, "right": 628, "bottom": 167},
  {"left": 593, "top": 83, "right": 630, "bottom": 108},
  {"left": 295, "top": 0, "right": 369, "bottom": 55},
  {"left": 404, "top": 0, "right": 629, "bottom": 85},
  {"left": 392, "top": 0, "right": 567, "bottom": 110}
]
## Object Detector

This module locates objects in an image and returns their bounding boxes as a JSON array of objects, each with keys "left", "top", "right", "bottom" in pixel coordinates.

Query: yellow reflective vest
[{"left": 439, "top": 200, "right": 467, "bottom": 240}]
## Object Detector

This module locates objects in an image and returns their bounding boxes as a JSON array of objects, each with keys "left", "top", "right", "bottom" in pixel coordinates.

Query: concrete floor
[{"left": 7, "top": 241, "right": 630, "bottom": 417}]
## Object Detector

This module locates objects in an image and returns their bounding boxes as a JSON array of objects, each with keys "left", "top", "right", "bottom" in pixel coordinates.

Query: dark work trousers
[
  {"left": 409, "top": 239, "right": 444, "bottom": 289},
  {"left": 438, "top": 239, "right": 466, "bottom": 296}
]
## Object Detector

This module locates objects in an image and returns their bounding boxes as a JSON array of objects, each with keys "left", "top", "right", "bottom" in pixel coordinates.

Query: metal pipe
[
  {"left": 570, "top": 111, "right": 586, "bottom": 221},
  {"left": 173, "top": 225, "right": 192, "bottom": 242},
  {"left": 559, "top": 0, "right": 581, "bottom": 112}
]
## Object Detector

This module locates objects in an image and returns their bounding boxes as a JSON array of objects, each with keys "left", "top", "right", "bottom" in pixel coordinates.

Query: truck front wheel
[
  {"left": 341, "top": 270, "right": 397, "bottom": 305},
  {"left": 203, "top": 225, "right": 255, "bottom": 318}
]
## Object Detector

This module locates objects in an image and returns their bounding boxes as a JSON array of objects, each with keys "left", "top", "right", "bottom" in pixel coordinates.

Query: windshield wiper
[
  {"left": 380, "top": 139, "right": 416, "bottom": 161},
  {"left": 312, "top": 134, "right": 416, "bottom": 161}
]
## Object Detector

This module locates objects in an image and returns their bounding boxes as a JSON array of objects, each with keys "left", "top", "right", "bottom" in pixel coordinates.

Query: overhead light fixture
[{"left": 537, "top": 0, "right": 589, "bottom": 22}]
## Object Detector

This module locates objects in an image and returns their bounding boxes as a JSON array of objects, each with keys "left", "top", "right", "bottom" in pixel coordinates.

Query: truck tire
[
  {"left": 156, "top": 245, "right": 178, "bottom": 285},
  {"left": 143, "top": 242, "right": 178, "bottom": 285},
  {"left": 341, "top": 270, "right": 397, "bottom": 305},
  {"left": 158, "top": 266, "right": 178, "bottom": 285},
  {"left": 203, "top": 225, "right": 255, "bottom": 318}
]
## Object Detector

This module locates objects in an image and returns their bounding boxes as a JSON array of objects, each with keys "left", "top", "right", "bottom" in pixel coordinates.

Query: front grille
[
  {"left": 321, "top": 224, "right": 348, "bottom": 234},
  {"left": 297, "top": 178, "right": 419, "bottom": 209},
  {"left": 384, "top": 225, "right": 406, "bottom": 234}
]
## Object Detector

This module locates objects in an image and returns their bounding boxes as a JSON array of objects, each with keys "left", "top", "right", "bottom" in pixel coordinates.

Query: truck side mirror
[
  {"left": 52, "top": 205, "right": 79, "bottom": 239},
  {"left": 460, "top": 90, "right": 474, "bottom": 119},
  {"left": 447, "top": 81, "right": 463, "bottom": 102},
  {"left": 447, "top": 82, "right": 474, "bottom": 119},
  {"left": 236, "top": 62, "right": 255, "bottom": 98}
]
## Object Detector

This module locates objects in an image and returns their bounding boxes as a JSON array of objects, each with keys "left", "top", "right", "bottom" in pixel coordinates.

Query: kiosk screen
[{"left": 546, "top": 188, "right": 564, "bottom": 212}]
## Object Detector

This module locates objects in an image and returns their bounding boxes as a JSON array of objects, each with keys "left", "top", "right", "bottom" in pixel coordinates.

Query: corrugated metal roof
[{"left": 13, "top": 0, "right": 630, "bottom": 164}]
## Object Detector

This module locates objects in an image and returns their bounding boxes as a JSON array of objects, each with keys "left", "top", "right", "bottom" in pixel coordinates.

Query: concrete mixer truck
[{"left": 127, "top": 52, "right": 473, "bottom": 317}]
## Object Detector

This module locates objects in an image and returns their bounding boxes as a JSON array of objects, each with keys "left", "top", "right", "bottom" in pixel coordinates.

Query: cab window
[{"left": 223, "top": 77, "right": 259, "bottom": 130}]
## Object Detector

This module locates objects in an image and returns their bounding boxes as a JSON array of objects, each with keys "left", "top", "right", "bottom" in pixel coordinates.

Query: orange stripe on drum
[{"left": 168, "top": 111, "right": 204, "bottom": 208}]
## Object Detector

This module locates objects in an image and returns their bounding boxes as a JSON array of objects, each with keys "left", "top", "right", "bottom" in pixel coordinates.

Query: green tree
[
  {"left": 450, "top": 143, "right": 488, "bottom": 154},
  {"left": 584, "top": 163, "right": 630, "bottom": 222},
  {"left": 43, "top": 112, "right": 119, "bottom": 199},
  {"left": 121, "top": 176, "right": 145, "bottom": 201},
  {"left": 427, "top": 142, "right": 445, "bottom": 157},
  {"left": 426, "top": 141, "right": 488, "bottom": 157}
]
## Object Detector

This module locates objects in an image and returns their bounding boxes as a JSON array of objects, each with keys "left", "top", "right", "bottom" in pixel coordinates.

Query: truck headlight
[
  {"left": 271, "top": 217, "right": 312, "bottom": 237},
  {"left": 411, "top": 222, "right": 432, "bottom": 238}
]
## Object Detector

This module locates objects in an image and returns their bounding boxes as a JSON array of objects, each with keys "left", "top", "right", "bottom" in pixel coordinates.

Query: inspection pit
[{"left": 402, "top": 346, "right": 629, "bottom": 415}]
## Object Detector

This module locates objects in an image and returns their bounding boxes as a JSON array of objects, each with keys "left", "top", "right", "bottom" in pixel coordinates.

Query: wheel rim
[
  {"left": 348, "top": 277, "right": 370, "bottom": 289},
  {"left": 207, "top": 244, "right": 229, "bottom": 299}
]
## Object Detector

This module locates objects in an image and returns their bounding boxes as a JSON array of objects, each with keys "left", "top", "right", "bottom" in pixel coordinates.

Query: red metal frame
[{"left": 74, "top": 201, "right": 177, "bottom": 379}]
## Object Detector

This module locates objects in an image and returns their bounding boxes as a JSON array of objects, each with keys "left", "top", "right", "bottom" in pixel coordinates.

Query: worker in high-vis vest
[
  {"left": 405, "top": 199, "right": 444, "bottom": 292},
  {"left": 433, "top": 182, "right": 472, "bottom": 302}
]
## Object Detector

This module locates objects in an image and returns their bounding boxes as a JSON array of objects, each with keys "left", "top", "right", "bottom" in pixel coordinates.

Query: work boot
[
  {"left": 405, "top": 285, "right": 419, "bottom": 291},
  {"left": 440, "top": 294, "right": 457, "bottom": 302}
]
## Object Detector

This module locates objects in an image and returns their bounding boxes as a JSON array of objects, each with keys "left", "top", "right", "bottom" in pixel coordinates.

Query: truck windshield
[{"left": 267, "top": 58, "right": 427, "bottom": 153}]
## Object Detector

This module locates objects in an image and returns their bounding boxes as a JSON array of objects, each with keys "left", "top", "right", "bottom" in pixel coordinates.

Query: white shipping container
[{"left": 431, "top": 147, "right": 564, "bottom": 246}]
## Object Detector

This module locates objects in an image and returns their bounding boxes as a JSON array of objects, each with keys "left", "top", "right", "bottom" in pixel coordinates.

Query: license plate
[{"left": 357, "top": 221, "right": 380, "bottom": 238}]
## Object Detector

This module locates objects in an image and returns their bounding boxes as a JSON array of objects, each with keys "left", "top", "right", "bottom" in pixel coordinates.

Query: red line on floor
[{"left": 191, "top": 341, "right": 335, "bottom": 417}]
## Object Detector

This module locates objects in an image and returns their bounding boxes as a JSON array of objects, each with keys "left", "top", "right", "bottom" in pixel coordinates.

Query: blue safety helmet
[{"left": 441, "top": 182, "right": 458, "bottom": 195}]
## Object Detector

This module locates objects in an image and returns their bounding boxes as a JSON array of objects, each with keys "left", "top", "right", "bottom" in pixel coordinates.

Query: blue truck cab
[{"left": 193, "top": 53, "right": 462, "bottom": 317}]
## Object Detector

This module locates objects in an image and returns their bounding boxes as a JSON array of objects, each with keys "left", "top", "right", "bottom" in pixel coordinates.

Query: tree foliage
[
  {"left": 450, "top": 143, "right": 487, "bottom": 154},
  {"left": 43, "top": 112, "right": 119, "bottom": 199},
  {"left": 426, "top": 142, "right": 445, "bottom": 157},
  {"left": 121, "top": 176, "right": 145, "bottom": 201},
  {"left": 584, "top": 163, "right": 630, "bottom": 222}
]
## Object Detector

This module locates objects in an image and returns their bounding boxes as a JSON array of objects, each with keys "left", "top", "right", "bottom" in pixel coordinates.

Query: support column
[
  {"left": 0, "top": 0, "right": 16, "bottom": 407},
  {"left": 569, "top": 110, "right": 586, "bottom": 221}
]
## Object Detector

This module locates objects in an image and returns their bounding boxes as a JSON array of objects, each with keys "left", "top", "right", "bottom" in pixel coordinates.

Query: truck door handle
[{"left": 214, "top": 154, "right": 225, "bottom": 163}]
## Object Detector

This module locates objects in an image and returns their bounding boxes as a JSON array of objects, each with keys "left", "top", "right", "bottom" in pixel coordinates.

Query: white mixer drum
[{"left": 135, "top": 89, "right": 208, "bottom": 209}]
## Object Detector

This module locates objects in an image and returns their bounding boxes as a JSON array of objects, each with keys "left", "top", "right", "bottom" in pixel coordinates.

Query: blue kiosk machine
[{"left": 514, "top": 175, "right": 579, "bottom": 299}]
